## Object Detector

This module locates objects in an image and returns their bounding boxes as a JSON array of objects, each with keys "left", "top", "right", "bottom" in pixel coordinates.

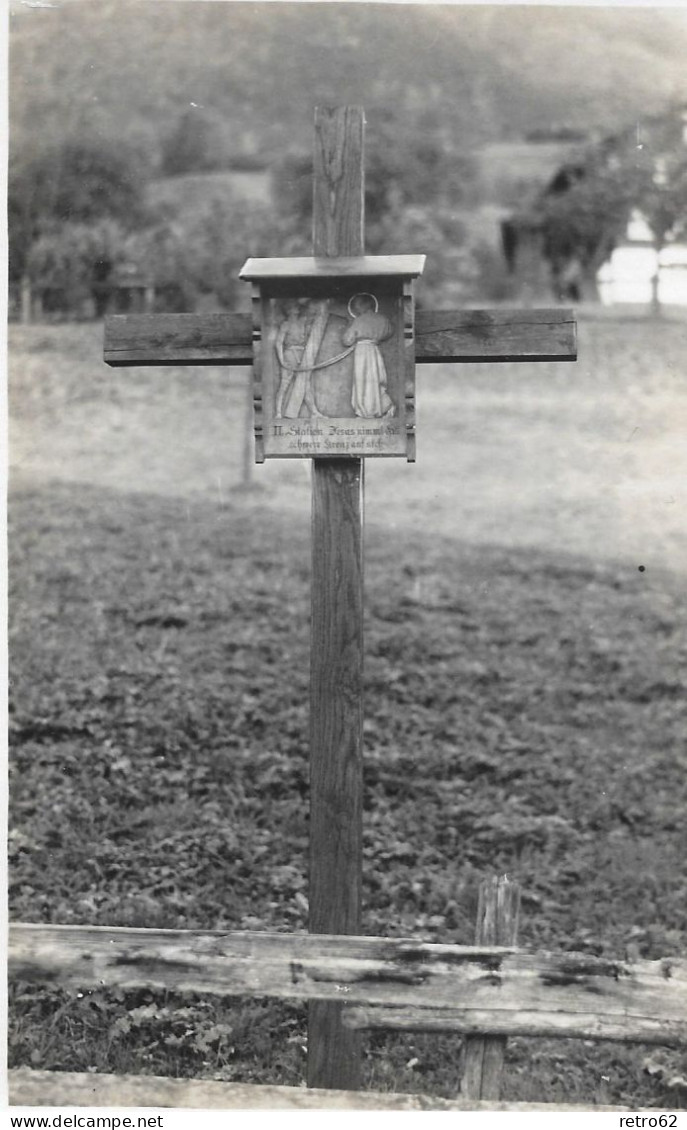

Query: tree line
[
  {"left": 7, "top": 112, "right": 490, "bottom": 319},
  {"left": 8, "top": 127, "right": 286, "bottom": 320},
  {"left": 9, "top": 107, "right": 687, "bottom": 320}
]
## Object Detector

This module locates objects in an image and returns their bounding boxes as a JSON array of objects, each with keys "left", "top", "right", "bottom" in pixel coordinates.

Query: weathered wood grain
[
  {"left": 343, "top": 1007, "right": 687, "bottom": 1046},
  {"left": 103, "top": 308, "right": 577, "bottom": 367},
  {"left": 103, "top": 312, "right": 253, "bottom": 366},
  {"left": 9, "top": 924, "right": 687, "bottom": 1048},
  {"left": 310, "top": 462, "right": 364, "bottom": 940},
  {"left": 7, "top": 1069, "right": 647, "bottom": 1111},
  {"left": 415, "top": 307, "right": 577, "bottom": 362},
  {"left": 309, "top": 460, "right": 364, "bottom": 1089},
  {"left": 312, "top": 106, "right": 365, "bottom": 258},
  {"left": 308, "top": 104, "right": 366, "bottom": 1092},
  {"left": 462, "top": 877, "right": 520, "bottom": 1100}
]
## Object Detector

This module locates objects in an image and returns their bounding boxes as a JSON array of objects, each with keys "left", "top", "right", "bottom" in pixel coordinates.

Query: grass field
[{"left": 8, "top": 315, "right": 687, "bottom": 1107}]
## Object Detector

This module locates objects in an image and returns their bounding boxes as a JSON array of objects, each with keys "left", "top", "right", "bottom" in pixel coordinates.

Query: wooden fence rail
[
  {"left": 7, "top": 1069, "right": 636, "bottom": 1112},
  {"left": 9, "top": 871, "right": 687, "bottom": 1111},
  {"left": 10, "top": 922, "right": 687, "bottom": 1048}
]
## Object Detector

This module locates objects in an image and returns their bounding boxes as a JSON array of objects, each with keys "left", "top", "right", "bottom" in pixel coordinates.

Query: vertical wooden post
[
  {"left": 307, "top": 106, "right": 365, "bottom": 1091},
  {"left": 20, "top": 275, "right": 32, "bottom": 325},
  {"left": 241, "top": 374, "right": 254, "bottom": 488},
  {"left": 650, "top": 242, "right": 662, "bottom": 319},
  {"left": 461, "top": 876, "right": 521, "bottom": 1100}
]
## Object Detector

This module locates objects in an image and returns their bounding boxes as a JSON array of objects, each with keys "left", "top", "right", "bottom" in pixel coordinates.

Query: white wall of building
[{"left": 597, "top": 212, "right": 687, "bottom": 307}]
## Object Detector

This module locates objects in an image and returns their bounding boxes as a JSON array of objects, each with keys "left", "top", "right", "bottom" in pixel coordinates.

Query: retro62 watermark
[{"left": 620, "top": 1116, "right": 681, "bottom": 1127}]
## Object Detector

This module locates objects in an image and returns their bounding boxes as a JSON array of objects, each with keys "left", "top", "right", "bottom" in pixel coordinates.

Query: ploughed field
[{"left": 8, "top": 317, "right": 687, "bottom": 1106}]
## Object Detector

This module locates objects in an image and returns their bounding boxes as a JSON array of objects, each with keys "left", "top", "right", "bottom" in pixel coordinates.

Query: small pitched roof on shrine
[{"left": 239, "top": 255, "right": 426, "bottom": 280}]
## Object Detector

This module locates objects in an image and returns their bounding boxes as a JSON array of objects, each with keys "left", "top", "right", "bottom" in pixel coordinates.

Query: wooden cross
[{"left": 104, "top": 106, "right": 576, "bottom": 1093}]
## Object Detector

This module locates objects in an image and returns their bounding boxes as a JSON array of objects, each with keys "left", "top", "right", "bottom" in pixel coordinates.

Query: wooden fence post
[{"left": 461, "top": 876, "right": 521, "bottom": 1100}]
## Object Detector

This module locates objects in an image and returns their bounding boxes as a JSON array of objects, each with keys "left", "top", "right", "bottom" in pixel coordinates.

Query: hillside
[{"left": 9, "top": 2, "right": 687, "bottom": 169}]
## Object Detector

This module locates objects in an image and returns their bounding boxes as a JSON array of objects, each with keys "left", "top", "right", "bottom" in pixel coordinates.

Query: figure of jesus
[{"left": 342, "top": 293, "right": 395, "bottom": 418}]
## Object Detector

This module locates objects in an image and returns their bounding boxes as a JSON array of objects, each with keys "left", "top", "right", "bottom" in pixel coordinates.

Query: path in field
[{"left": 9, "top": 316, "right": 687, "bottom": 577}]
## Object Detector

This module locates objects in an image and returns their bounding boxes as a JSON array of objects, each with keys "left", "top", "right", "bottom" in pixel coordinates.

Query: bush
[
  {"left": 9, "top": 137, "right": 149, "bottom": 285},
  {"left": 26, "top": 219, "right": 134, "bottom": 316},
  {"left": 132, "top": 194, "right": 301, "bottom": 312}
]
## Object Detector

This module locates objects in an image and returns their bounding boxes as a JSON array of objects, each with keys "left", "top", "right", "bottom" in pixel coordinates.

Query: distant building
[
  {"left": 500, "top": 162, "right": 596, "bottom": 304},
  {"left": 501, "top": 106, "right": 687, "bottom": 306},
  {"left": 597, "top": 210, "right": 687, "bottom": 308},
  {"left": 91, "top": 261, "right": 155, "bottom": 318},
  {"left": 11, "top": 261, "right": 156, "bottom": 324}
]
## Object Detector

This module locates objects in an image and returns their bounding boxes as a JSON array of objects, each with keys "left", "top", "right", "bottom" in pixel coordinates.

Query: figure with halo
[{"left": 342, "top": 292, "right": 395, "bottom": 418}]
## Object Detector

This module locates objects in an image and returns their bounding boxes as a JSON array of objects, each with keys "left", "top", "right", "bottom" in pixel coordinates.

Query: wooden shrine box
[{"left": 239, "top": 255, "right": 425, "bottom": 461}]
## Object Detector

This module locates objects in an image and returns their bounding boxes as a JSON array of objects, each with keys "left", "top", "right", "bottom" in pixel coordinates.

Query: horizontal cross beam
[{"left": 103, "top": 308, "right": 576, "bottom": 367}]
